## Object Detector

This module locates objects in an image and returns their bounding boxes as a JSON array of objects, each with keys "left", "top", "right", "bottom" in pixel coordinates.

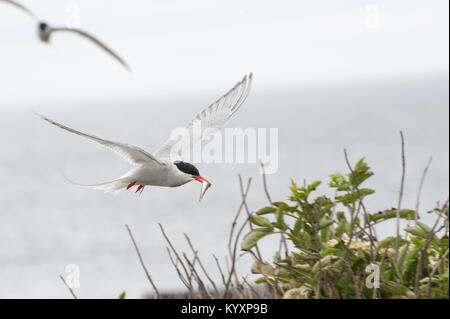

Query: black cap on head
[
  {"left": 174, "top": 161, "right": 200, "bottom": 176},
  {"left": 38, "top": 22, "right": 48, "bottom": 31}
]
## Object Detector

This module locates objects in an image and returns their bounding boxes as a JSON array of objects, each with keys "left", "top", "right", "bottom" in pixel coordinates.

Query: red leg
[
  {"left": 135, "top": 185, "right": 143, "bottom": 193},
  {"left": 127, "top": 181, "right": 136, "bottom": 190}
]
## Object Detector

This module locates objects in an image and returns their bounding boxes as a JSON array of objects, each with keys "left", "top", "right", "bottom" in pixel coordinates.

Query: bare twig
[
  {"left": 242, "top": 276, "right": 262, "bottom": 298},
  {"left": 238, "top": 175, "right": 263, "bottom": 262},
  {"left": 343, "top": 150, "right": 376, "bottom": 261},
  {"left": 223, "top": 213, "right": 252, "bottom": 298},
  {"left": 343, "top": 149, "right": 378, "bottom": 298},
  {"left": 333, "top": 150, "right": 365, "bottom": 286},
  {"left": 413, "top": 206, "right": 445, "bottom": 298},
  {"left": 166, "top": 247, "right": 192, "bottom": 293},
  {"left": 158, "top": 223, "right": 191, "bottom": 284},
  {"left": 415, "top": 157, "right": 433, "bottom": 224},
  {"left": 395, "top": 131, "right": 406, "bottom": 261},
  {"left": 59, "top": 275, "right": 78, "bottom": 299},
  {"left": 183, "top": 233, "right": 219, "bottom": 295},
  {"left": 228, "top": 177, "right": 252, "bottom": 261},
  {"left": 260, "top": 162, "right": 273, "bottom": 205},
  {"left": 182, "top": 253, "right": 211, "bottom": 298},
  {"left": 125, "top": 225, "right": 160, "bottom": 298},
  {"left": 224, "top": 177, "right": 252, "bottom": 297},
  {"left": 212, "top": 254, "right": 227, "bottom": 286}
]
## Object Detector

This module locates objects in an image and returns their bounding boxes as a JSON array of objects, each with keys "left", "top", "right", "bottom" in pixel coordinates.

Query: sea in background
[{"left": 0, "top": 73, "right": 448, "bottom": 298}]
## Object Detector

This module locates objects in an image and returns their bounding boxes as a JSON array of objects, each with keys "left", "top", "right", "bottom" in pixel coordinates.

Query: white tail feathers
[{"left": 63, "top": 175, "right": 131, "bottom": 196}]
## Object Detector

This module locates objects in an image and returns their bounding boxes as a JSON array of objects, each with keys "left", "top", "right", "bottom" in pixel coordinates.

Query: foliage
[{"left": 243, "top": 158, "right": 449, "bottom": 299}]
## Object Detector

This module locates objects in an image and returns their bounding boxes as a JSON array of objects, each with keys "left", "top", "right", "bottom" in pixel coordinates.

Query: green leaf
[
  {"left": 256, "top": 206, "right": 277, "bottom": 215},
  {"left": 118, "top": 291, "right": 126, "bottom": 299},
  {"left": 368, "top": 209, "right": 415, "bottom": 223},
  {"left": 405, "top": 226, "right": 428, "bottom": 239},
  {"left": 273, "top": 201, "right": 289, "bottom": 209},
  {"left": 319, "top": 216, "right": 334, "bottom": 229},
  {"left": 351, "top": 158, "right": 374, "bottom": 187},
  {"left": 276, "top": 207, "right": 287, "bottom": 231},
  {"left": 336, "top": 219, "right": 347, "bottom": 237},
  {"left": 292, "top": 218, "right": 303, "bottom": 237},
  {"left": 381, "top": 281, "right": 411, "bottom": 297},
  {"left": 255, "top": 277, "right": 269, "bottom": 284},
  {"left": 358, "top": 188, "right": 375, "bottom": 197},
  {"left": 308, "top": 180, "right": 321, "bottom": 191},
  {"left": 250, "top": 215, "right": 273, "bottom": 228},
  {"left": 416, "top": 221, "right": 432, "bottom": 234},
  {"left": 251, "top": 260, "right": 277, "bottom": 276},
  {"left": 241, "top": 228, "right": 273, "bottom": 251}
]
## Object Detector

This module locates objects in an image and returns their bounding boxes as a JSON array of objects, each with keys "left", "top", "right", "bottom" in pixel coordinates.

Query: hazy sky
[{"left": 0, "top": 0, "right": 448, "bottom": 106}]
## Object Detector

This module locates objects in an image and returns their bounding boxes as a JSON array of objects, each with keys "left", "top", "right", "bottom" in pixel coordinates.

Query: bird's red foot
[
  {"left": 127, "top": 181, "right": 136, "bottom": 190},
  {"left": 135, "top": 185, "right": 143, "bottom": 193}
]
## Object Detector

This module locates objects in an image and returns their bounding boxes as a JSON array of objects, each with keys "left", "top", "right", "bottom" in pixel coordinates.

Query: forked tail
[{"left": 63, "top": 175, "right": 132, "bottom": 195}]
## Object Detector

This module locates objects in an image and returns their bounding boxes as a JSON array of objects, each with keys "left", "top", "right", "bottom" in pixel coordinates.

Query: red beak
[{"left": 193, "top": 176, "right": 210, "bottom": 184}]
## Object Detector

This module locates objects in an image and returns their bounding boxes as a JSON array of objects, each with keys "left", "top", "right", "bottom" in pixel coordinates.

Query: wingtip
[
  {"left": 32, "top": 111, "right": 52, "bottom": 124},
  {"left": 247, "top": 72, "right": 253, "bottom": 85},
  {"left": 32, "top": 110, "right": 45, "bottom": 120},
  {"left": 243, "top": 72, "right": 253, "bottom": 86},
  {"left": 122, "top": 62, "right": 132, "bottom": 73}
]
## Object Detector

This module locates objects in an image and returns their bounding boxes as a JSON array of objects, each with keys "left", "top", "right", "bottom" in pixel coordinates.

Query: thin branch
[
  {"left": 395, "top": 131, "right": 406, "bottom": 261},
  {"left": 228, "top": 178, "right": 252, "bottom": 261},
  {"left": 414, "top": 210, "right": 443, "bottom": 298},
  {"left": 223, "top": 214, "right": 252, "bottom": 298},
  {"left": 242, "top": 275, "right": 261, "bottom": 298},
  {"left": 333, "top": 149, "right": 365, "bottom": 286},
  {"left": 260, "top": 161, "right": 273, "bottom": 205},
  {"left": 182, "top": 253, "right": 210, "bottom": 298},
  {"left": 415, "top": 157, "right": 433, "bottom": 224},
  {"left": 224, "top": 177, "right": 252, "bottom": 297},
  {"left": 212, "top": 254, "right": 227, "bottom": 286},
  {"left": 343, "top": 149, "right": 376, "bottom": 263},
  {"left": 125, "top": 224, "right": 160, "bottom": 298},
  {"left": 166, "top": 247, "right": 192, "bottom": 293},
  {"left": 238, "top": 175, "right": 263, "bottom": 261},
  {"left": 59, "top": 275, "right": 78, "bottom": 299},
  {"left": 183, "top": 233, "right": 219, "bottom": 296},
  {"left": 158, "top": 223, "right": 191, "bottom": 285}
]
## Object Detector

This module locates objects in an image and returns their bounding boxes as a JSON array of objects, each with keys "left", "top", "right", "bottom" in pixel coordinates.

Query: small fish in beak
[
  {"left": 193, "top": 176, "right": 212, "bottom": 201},
  {"left": 199, "top": 180, "right": 211, "bottom": 201}
]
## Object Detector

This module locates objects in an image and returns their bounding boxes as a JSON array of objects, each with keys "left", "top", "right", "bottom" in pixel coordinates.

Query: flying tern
[
  {"left": 36, "top": 73, "right": 253, "bottom": 201},
  {"left": 0, "top": 0, "right": 130, "bottom": 71}
]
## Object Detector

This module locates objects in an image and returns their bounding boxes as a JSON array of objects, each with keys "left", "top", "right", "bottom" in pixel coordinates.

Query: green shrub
[{"left": 243, "top": 158, "right": 449, "bottom": 299}]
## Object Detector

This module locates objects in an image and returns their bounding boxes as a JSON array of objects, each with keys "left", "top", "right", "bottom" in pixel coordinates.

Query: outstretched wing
[
  {"left": 49, "top": 27, "right": 130, "bottom": 71},
  {"left": 36, "top": 113, "right": 164, "bottom": 167},
  {"left": 153, "top": 73, "right": 253, "bottom": 161},
  {"left": 0, "top": 0, "right": 36, "bottom": 19}
]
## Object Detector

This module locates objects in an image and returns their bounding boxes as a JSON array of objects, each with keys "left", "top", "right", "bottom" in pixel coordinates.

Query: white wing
[
  {"left": 153, "top": 73, "right": 253, "bottom": 161},
  {"left": 36, "top": 113, "right": 164, "bottom": 167},
  {"left": 0, "top": 0, "right": 36, "bottom": 19},
  {"left": 49, "top": 27, "right": 130, "bottom": 71}
]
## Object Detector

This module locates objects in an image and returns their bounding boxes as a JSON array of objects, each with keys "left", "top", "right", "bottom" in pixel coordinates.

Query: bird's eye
[{"left": 38, "top": 23, "right": 47, "bottom": 31}]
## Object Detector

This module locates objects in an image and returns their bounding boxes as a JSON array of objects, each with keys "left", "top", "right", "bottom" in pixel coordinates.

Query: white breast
[{"left": 122, "top": 163, "right": 192, "bottom": 187}]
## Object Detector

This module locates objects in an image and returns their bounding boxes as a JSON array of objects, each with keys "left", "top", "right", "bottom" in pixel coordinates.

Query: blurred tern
[
  {"left": 36, "top": 73, "right": 253, "bottom": 201},
  {"left": 0, "top": 0, "right": 130, "bottom": 71}
]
